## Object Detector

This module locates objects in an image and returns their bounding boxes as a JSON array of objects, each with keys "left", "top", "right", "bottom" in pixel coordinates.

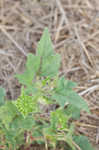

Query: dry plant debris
[{"left": 0, "top": 0, "right": 99, "bottom": 149}]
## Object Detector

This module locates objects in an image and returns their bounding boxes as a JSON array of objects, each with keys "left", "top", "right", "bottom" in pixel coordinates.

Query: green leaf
[
  {"left": 24, "top": 85, "right": 38, "bottom": 95},
  {"left": 0, "top": 102, "right": 19, "bottom": 129},
  {"left": 16, "top": 70, "right": 33, "bottom": 86},
  {"left": 0, "top": 87, "right": 5, "bottom": 106},
  {"left": 5, "top": 129, "right": 16, "bottom": 148},
  {"left": 37, "top": 28, "right": 61, "bottom": 77},
  {"left": 50, "top": 108, "right": 70, "bottom": 130},
  {"left": 65, "top": 90, "right": 90, "bottom": 113},
  {"left": 65, "top": 105, "right": 80, "bottom": 120},
  {"left": 16, "top": 54, "right": 40, "bottom": 86},
  {"left": 56, "top": 77, "right": 77, "bottom": 91},
  {"left": 73, "top": 136, "right": 95, "bottom": 150},
  {"left": 41, "top": 54, "right": 60, "bottom": 77},
  {"left": 52, "top": 77, "right": 90, "bottom": 113},
  {"left": 51, "top": 93, "right": 66, "bottom": 107},
  {"left": 54, "top": 77, "right": 77, "bottom": 94},
  {"left": 10, "top": 115, "right": 35, "bottom": 130},
  {"left": 26, "top": 54, "right": 40, "bottom": 73},
  {"left": 14, "top": 132, "right": 25, "bottom": 148},
  {"left": 37, "top": 28, "right": 54, "bottom": 58},
  {"left": 16, "top": 28, "right": 60, "bottom": 86},
  {"left": 13, "top": 87, "right": 39, "bottom": 118},
  {"left": 52, "top": 91, "right": 90, "bottom": 113},
  {"left": 2, "top": 126, "right": 24, "bottom": 149}
]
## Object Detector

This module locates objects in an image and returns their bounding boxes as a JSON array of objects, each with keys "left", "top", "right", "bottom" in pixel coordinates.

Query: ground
[{"left": 0, "top": 0, "right": 99, "bottom": 149}]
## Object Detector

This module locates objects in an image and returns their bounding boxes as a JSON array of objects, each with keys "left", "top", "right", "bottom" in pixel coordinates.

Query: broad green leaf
[
  {"left": 37, "top": 28, "right": 61, "bottom": 77},
  {"left": 24, "top": 85, "right": 38, "bottom": 95},
  {"left": 37, "top": 28, "right": 54, "bottom": 57},
  {"left": 54, "top": 77, "right": 77, "bottom": 94},
  {"left": 10, "top": 115, "right": 35, "bottom": 130},
  {"left": 65, "top": 105, "right": 80, "bottom": 119},
  {"left": 3, "top": 127, "right": 24, "bottom": 149},
  {"left": 73, "top": 136, "right": 95, "bottom": 150},
  {"left": 52, "top": 77, "right": 90, "bottom": 113},
  {"left": 51, "top": 93, "right": 67, "bottom": 107},
  {"left": 56, "top": 77, "right": 77, "bottom": 90},
  {"left": 14, "top": 132, "right": 25, "bottom": 148},
  {"left": 16, "top": 28, "right": 61, "bottom": 86},
  {"left": 2, "top": 126, "right": 24, "bottom": 149},
  {"left": 16, "top": 54, "right": 40, "bottom": 86},
  {"left": 5, "top": 129, "right": 16, "bottom": 149},
  {"left": 52, "top": 91, "right": 90, "bottom": 113},
  {"left": 0, "top": 102, "right": 19, "bottom": 129},
  {"left": 0, "top": 87, "right": 5, "bottom": 106},
  {"left": 16, "top": 70, "right": 34, "bottom": 86},
  {"left": 41, "top": 54, "right": 60, "bottom": 77},
  {"left": 65, "top": 90, "right": 90, "bottom": 113},
  {"left": 26, "top": 54, "right": 40, "bottom": 73}
]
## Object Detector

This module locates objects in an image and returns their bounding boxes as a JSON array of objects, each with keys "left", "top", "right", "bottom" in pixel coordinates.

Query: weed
[{"left": 0, "top": 28, "right": 94, "bottom": 150}]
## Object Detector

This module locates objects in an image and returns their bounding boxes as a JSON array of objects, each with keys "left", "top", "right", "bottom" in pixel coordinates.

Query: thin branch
[
  {"left": 0, "top": 27, "right": 27, "bottom": 56},
  {"left": 79, "top": 85, "right": 99, "bottom": 96},
  {"left": 96, "top": 128, "right": 99, "bottom": 144},
  {"left": 0, "top": 50, "right": 13, "bottom": 56},
  {"left": 74, "top": 26, "right": 93, "bottom": 66},
  {"left": 55, "top": 0, "right": 71, "bottom": 41}
]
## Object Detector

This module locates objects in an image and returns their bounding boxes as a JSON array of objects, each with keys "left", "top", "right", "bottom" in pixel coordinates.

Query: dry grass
[{"left": 0, "top": 0, "right": 99, "bottom": 149}]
